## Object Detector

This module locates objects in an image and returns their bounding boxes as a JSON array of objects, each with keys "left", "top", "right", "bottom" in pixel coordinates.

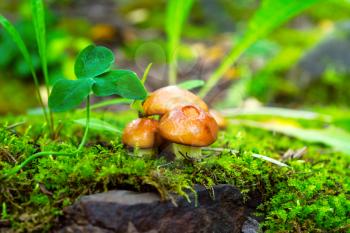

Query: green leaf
[
  {"left": 177, "top": 79, "right": 205, "bottom": 90},
  {"left": 199, "top": 0, "right": 323, "bottom": 97},
  {"left": 31, "top": 0, "right": 50, "bottom": 87},
  {"left": 234, "top": 120, "right": 350, "bottom": 155},
  {"left": 222, "top": 107, "right": 331, "bottom": 122},
  {"left": 0, "top": 15, "right": 38, "bottom": 84},
  {"left": 74, "top": 118, "right": 121, "bottom": 134},
  {"left": 74, "top": 45, "right": 114, "bottom": 79},
  {"left": 88, "top": 98, "right": 132, "bottom": 111},
  {"left": 166, "top": 0, "right": 194, "bottom": 84},
  {"left": 49, "top": 78, "right": 95, "bottom": 112},
  {"left": 92, "top": 70, "right": 147, "bottom": 100}
]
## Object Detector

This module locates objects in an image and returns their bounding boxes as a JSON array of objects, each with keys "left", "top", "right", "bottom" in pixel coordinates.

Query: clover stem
[
  {"left": 77, "top": 95, "right": 90, "bottom": 151},
  {"left": 5, "top": 96, "right": 91, "bottom": 176},
  {"left": 172, "top": 143, "right": 201, "bottom": 160}
]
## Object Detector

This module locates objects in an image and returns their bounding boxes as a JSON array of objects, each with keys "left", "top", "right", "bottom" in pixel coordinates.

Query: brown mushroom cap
[
  {"left": 122, "top": 118, "right": 162, "bottom": 149},
  {"left": 209, "top": 109, "right": 228, "bottom": 129},
  {"left": 158, "top": 105, "right": 218, "bottom": 147},
  {"left": 143, "top": 86, "right": 208, "bottom": 116}
]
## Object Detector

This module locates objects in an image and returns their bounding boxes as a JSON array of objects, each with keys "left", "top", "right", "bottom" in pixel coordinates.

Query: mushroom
[
  {"left": 122, "top": 118, "right": 162, "bottom": 157},
  {"left": 143, "top": 86, "right": 208, "bottom": 116},
  {"left": 158, "top": 105, "right": 218, "bottom": 160},
  {"left": 209, "top": 109, "right": 228, "bottom": 129}
]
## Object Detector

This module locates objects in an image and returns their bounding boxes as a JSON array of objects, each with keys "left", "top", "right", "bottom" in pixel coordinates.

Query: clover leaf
[
  {"left": 48, "top": 44, "right": 147, "bottom": 112},
  {"left": 74, "top": 45, "right": 114, "bottom": 79},
  {"left": 92, "top": 70, "right": 147, "bottom": 100},
  {"left": 49, "top": 78, "right": 95, "bottom": 112}
]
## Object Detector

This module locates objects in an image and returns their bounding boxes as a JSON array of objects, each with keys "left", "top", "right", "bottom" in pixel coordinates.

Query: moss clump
[{"left": 0, "top": 111, "right": 349, "bottom": 232}]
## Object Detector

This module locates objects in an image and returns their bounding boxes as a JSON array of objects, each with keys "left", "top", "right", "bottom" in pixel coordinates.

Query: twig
[
  {"left": 6, "top": 121, "right": 26, "bottom": 130},
  {"left": 202, "top": 147, "right": 290, "bottom": 167}
]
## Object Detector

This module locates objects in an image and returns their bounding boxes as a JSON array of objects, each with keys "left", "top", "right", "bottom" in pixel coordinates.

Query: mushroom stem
[
  {"left": 172, "top": 143, "right": 202, "bottom": 160},
  {"left": 133, "top": 148, "right": 156, "bottom": 158}
]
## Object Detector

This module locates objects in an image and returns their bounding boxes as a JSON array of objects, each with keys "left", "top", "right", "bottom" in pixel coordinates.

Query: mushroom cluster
[{"left": 122, "top": 85, "right": 226, "bottom": 160}]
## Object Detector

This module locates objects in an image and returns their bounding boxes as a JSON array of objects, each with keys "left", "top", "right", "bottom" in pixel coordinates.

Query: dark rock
[{"left": 54, "top": 185, "right": 259, "bottom": 233}]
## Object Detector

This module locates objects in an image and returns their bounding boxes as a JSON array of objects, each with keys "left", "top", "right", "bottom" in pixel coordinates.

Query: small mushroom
[
  {"left": 209, "top": 109, "right": 228, "bottom": 129},
  {"left": 143, "top": 85, "right": 208, "bottom": 116},
  {"left": 158, "top": 105, "right": 218, "bottom": 160},
  {"left": 122, "top": 118, "right": 162, "bottom": 157}
]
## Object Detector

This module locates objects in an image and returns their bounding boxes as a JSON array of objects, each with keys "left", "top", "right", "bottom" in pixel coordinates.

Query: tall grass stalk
[
  {"left": 166, "top": 0, "right": 194, "bottom": 85},
  {"left": 0, "top": 15, "right": 50, "bottom": 125},
  {"left": 32, "top": 0, "right": 54, "bottom": 134}
]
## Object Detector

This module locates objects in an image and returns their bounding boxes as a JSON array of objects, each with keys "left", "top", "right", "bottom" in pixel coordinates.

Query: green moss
[{"left": 0, "top": 111, "right": 349, "bottom": 232}]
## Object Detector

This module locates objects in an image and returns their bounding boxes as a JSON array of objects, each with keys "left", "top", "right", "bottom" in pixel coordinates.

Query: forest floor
[{"left": 0, "top": 110, "right": 349, "bottom": 232}]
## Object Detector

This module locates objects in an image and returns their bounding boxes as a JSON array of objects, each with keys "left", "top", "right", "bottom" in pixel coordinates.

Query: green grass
[{"left": 0, "top": 111, "right": 349, "bottom": 232}]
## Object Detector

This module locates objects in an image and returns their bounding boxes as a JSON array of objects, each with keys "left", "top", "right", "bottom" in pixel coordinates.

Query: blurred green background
[{"left": 1, "top": 0, "right": 350, "bottom": 114}]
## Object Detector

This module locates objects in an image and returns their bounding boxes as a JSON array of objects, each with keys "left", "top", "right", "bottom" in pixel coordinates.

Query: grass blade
[
  {"left": 0, "top": 16, "right": 37, "bottom": 85},
  {"left": 0, "top": 15, "right": 49, "bottom": 123},
  {"left": 251, "top": 153, "right": 289, "bottom": 167},
  {"left": 233, "top": 119, "right": 350, "bottom": 155},
  {"left": 141, "top": 63, "right": 152, "bottom": 85},
  {"left": 177, "top": 79, "right": 205, "bottom": 90},
  {"left": 31, "top": 0, "right": 54, "bottom": 133},
  {"left": 199, "top": 0, "right": 323, "bottom": 98},
  {"left": 74, "top": 118, "right": 121, "bottom": 134},
  {"left": 88, "top": 98, "right": 133, "bottom": 111},
  {"left": 166, "top": 0, "right": 194, "bottom": 85},
  {"left": 222, "top": 107, "right": 332, "bottom": 121},
  {"left": 31, "top": 0, "right": 49, "bottom": 87},
  {"left": 203, "top": 147, "right": 289, "bottom": 167}
]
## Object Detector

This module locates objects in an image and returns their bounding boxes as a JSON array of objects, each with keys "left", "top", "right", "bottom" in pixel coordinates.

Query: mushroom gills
[{"left": 172, "top": 143, "right": 202, "bottom": 160}]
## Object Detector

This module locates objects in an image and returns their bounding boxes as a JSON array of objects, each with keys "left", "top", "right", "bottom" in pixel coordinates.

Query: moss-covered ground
[{"left": 0, "top": 110, "right": 349, "bottom": 232}]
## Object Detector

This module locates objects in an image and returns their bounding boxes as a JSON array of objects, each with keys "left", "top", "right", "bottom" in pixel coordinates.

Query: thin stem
[
  {"left": 85, "top": 98, "right": 132, "bottom": 111},
  {"left": 172, "top": 143, "right": 201, "bottom": 160},
  {"left": 77, "top": 95, "right": 90, "bottom": 151},
  {"left": 6, "top": 96, "right": 91, "bottom": 176},
  {"left": 31, "top": 70, "right": 50, "bottom": 127},
  {"left": 133, "top": 148, "right": 156, "bottom": 158},
  {"left": 202, "top": 147, "right": 289, "bottom": 167},
  {"left": 7, "top": 151, "right": 71, "bottom": 176},
  {"left": 41, "top": 36, "right": 55, "bottom": 136},
  {"left": 142, "top": 63, "right": 153, "bottom": 85}
]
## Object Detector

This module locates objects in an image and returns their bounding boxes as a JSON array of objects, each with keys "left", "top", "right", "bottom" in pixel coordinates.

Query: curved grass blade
[
  {"left": 31, "top": 0, "right": 49, "bottom": 87},
  {"left": 233, "top": 119, "right": 350, "bottom": 155},
  {"left": 74, "top": 118, "right": 121, "bottom": 134},
  {"left": 141, "top": 63, "right": 152, "bottom": 85},
  {"left": 199, "top": 0, "right": 323, "bottom": 98},
  {"left": 0, "top": 15, "right": 49, "bottom": 123},
  {"left": 31, "top": 0, "right": 54, "bottom": 132},
  {"left": 222, "top": 107, "right": 332, "bottom": 122},
  {"left": 131, "top": 63, "right": 152, "bottom": 114},
  {"left": 177, "top": 79, "right": 205, "bottom": 90},
  {"left": 89, "top": 98, "right": 133, "bottom": 111}
]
